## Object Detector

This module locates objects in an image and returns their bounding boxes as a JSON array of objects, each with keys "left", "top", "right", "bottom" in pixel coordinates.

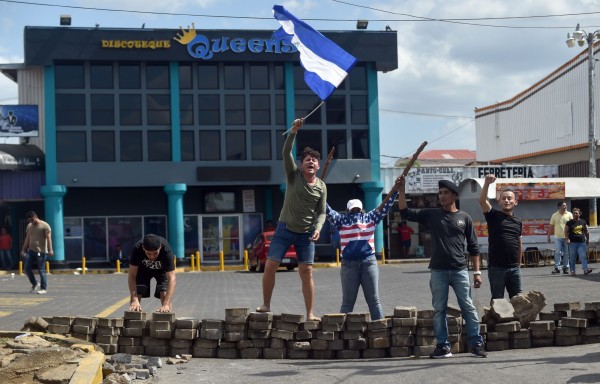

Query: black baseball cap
[{"left": 438, "top": 180, "right": 459, "bottom": 195}]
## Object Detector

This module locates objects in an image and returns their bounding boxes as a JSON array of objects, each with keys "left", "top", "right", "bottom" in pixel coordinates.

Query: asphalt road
[{"left": 0, "top": 263, "right": 599, "bottom": 383}]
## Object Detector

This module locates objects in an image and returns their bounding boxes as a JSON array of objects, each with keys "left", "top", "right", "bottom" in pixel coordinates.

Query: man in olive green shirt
[
  {"left": 20, "top": 211, "right": 53, "bottom": 294},
  {"left": 257, "top": 118, "right": 327, "bottom": 321}
]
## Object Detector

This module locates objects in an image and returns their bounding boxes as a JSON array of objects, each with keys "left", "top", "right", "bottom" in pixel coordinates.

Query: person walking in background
[
  {"left": 326, "top": 176, "right": 402, "bottom": 320},
  {"left": 20, "top": 211, "right": 53, "bottom": 294},
  {"left": 565, "top": 208, "right": 593, "bottom": 276},
  {"left": 479, "top": 174, "right": 523, "bottom": 299},
  {"left": 257, "top": 118, "right": 326, "bottom": 321},
  {"left": 548, "top": 201, "right": 572, "bottom": 274},
  {"left": 397, "top": 221, "right": 414, "bottom": 258},
  {"left": 398, "top": 177, "right": 487, "bottom": 359},
  {"left": 0, "top": 227, "right": 13, "bottom": 270}
]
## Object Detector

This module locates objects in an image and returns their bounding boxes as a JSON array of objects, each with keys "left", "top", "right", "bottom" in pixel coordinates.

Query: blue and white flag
[{"left": 272, "top": 5, "right": 358, "bottom": 101}]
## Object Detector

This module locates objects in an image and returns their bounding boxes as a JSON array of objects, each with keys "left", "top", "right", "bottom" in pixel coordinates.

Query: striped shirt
[{"left": 326, "top": 192, "right": 398, "bottom": 260}]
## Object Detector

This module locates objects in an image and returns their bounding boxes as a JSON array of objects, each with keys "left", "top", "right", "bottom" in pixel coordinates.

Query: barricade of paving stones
[{"left": 28, "top": 299, "right": 600, "bottom": 360}]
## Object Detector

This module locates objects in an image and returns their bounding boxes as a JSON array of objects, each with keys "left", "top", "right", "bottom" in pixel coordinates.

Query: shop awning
[{"left": 0, "top": 144, "right": 45, "bottom": 171}]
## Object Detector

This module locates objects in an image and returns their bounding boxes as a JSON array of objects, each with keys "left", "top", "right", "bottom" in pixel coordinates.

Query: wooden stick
[{"left": 320, "top": 147, "right": 336, "bottom": 180}]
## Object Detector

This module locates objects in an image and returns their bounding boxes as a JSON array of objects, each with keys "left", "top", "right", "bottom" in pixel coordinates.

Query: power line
[{"left": 380, "top": 109, "right": 472, "bottom": 120}]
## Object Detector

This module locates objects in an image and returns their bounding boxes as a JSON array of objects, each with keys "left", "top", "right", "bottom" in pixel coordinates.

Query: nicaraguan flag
[{"left": 272, "top": 5, "right": 358, "bottom": 101}]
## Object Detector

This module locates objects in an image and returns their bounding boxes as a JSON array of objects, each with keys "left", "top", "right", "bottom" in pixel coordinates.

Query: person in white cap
[{"left": 326, "top": 176, "right": 402, "bottom": 320}]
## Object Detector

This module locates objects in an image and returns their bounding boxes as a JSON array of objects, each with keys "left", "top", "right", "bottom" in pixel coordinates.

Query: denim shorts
[{"left": 267, "top": 222, "right": 315, "bottom": 265}]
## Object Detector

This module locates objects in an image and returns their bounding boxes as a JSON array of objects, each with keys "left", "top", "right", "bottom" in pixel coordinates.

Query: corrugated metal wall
[
  {"left": 475, "top": 43, "right": 600, "bottom": 162},
  {"left": 18, "top": 67, "right": 45, "bottom": 151}
]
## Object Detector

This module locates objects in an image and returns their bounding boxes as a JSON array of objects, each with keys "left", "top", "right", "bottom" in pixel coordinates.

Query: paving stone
[
  {"left": 247, "top": 330, "right": 271, "bottom": 339},
  {"left": 555, "top": 326, "right": 580, "bottom": 336},
  {"left": 529, "top": 320, "right": 556, "bottom": 331},
  {"left": 248, "top": 321, "right": 272, "bottom": 330},
  {"left": 571, "top": 309, "right": 597, "bottom": 320},
  {"left": 391, "top": 326, "right": 416, "bottom": 335},
  {"left": 416, "top": 328, "right": 435, "bottom": 337},
  {"left": 240, "top": 347, "right": 262, "bottom": 359},
  {"left": 201, "top": 328, "right": 223, "bottom": 340},
  {"left": 310, "top": 339, "right": 329, "bottom": 350},
  {"left": 342, "top": 330, "right": 363, "bottom": 340},
  {"left": 263, "top": 348, "right": 286, "bottom": 359},
  {"left": 312, "top": 350, "right": 335, "bottom": 359},
  {"left": 509, "top": 329, "right": 531, "bottom": 340},
  {"left": 584, "top": 301, "right": 600, "bottom": 310},
  {"left": 217, "top": 348, "right": 239, "bottom": 359},
  {"left": 363, "top": 348, "right": 387, "bottom": 358},
  {"left": 98, "top": 318, "right": 124, "bottom": 327},
  {"left": 97, "top": 326, "right": 121, "bottom": 336},
  {"left": 223, "top": 332, "right": 246, "bottom": 342},
  {"left": 490, "top": 299, "right": 515, "bottom": 322},
  {"left": 368, "top": 337, "right": 390, "bottom": 349},
  {"left": 322, "top": 323, "right": 344, "bottom": 332},
  {"left": 412, "top": 345, "right": 435, "bottom": 357},
  {"left": 346, "top": 313, "right": 370, "bottom": 322},
  {"left": 328, "top": 339, "right": 345, "bottom": 351},
  {"left": 192, "top": 347, "right": 217, "bottom": 358},
  {"left": 152, "top": 312, "right": 176, "bottom": 322},
  {"left": 554, "top": 335, "right": 581, "bottom": 346},
  {"left": 391, "top": 335, "right": 414, "bottom": 347},
  {"left": 286, "top": 341, "right": 311, "bottom": 350},
  {"left": 274, "top": 321, "right": 300, "bottom": 333},
  {"left": 389, "top": 346, "right": 412, "bottom": 357},
  {"left": 123, "top": 311, "right": 147, "bottom": 320},
  {"left": 170, "top": 339, "right": 193, "bottom": 348},
  {"left": 175, "top": 318, "right": 199, "bottom": 329},
  {"left": 150, "top": 329, "right": 173, "bottom": 339},
  {"left": 97, "top": 335, "right": 119, "bottom": 344},
  {"left": 494, "top": 321, "right": 521, "bottom": 333},
  {"left": 538, "top": 311, "right": 567, "bottom": 323},
  {"left": 122, "top": 327, "right": 144, "bottom": 337},
  {"left": 280, "top": 313, "right": 304, "bottom": 323},
  {"left": 486, "top": 332, "right": 509, "bottom": 341},
  {"left": 248, "top": 312, "right": 272, "bottom": 322},
  {"left": 286, "top": 349, "right": 309, "bottom": 359},
  {"left": 531, "top": 330, "right": 555, "bottom": 338},
  {"left": 194, "top": 339, "right": 219, "bottom": 348},
  {"left": 174, "top": 328, "right": 197, "bottom": 340},
  {"left": 124, "top": 320, "right": 147, "bottom": 328},
  {"left": 98, "top": 343, "right": 119, "bottom": 354},
  {"left": 509, "top": 337, "right": 532, "bottom": 349},
  {"left": 72, "top": 324, "right": 95, "bottom": 334},
  {"left": 321, "top": 314, "right": 346, "bottom": 324},
  {"left": 202, "top": 319, "right": 224, "bottom": 329},
  {"left": 581, "top": 326, "right": 600, "bottom": 336},
  {"left": 417, "top": 310, "right": 434, "bottom": 319},
  {"left": 301, "top": 320, "right": 321, "bottom": 331},
  {"left": 48, "top": 324, "right": 71, "bottom": 334},
  {"left": 414, "top": 335, "right": 436, "bottom": 346},
  {"left": 295, "top": 330, "right": 312, "bottom": 340},
  {"left": 345, "top": 322, "right": 367, "bottom": 331},
  {"left": 393, "top": 306, "right": 418, "bottom": 318},
  {"left": 554, "top": 302, "right": 581, "bottom": 311},
  {"left": 486, "top": 340, "right": 510, "bottom": 351},
  {"left": 393, "top": 317, "right": 417, "bottom": 327},
  {"left": 346, "top": 338, "right": 368, "bottom": 350},
  {"left": 119, "top": 345, "right": 145, "bottom": 354},
  {"left": 336, "top": 350, "right": 361, "bottom": 359},
  {"left": 118, "top": 337, "right": 142, "bottom": 346},
  {"left": 561, "top": 317, "right": 588, "bottom": 328},
  {"left": 150, "top": 321, "right": 172, "bottom": 331},
  {"left": 367, "top": 329, "right": 390, "bottom": 339},
  {"left": 142, "top": 336, "right": 169, "bottom": 346},
  {"left": 224, "top": 323, "right": 246, "bottom": 333},
  {"left": 170, "top": 347, "right": 192, "bottom": 356},
  {"left": 270, "top": 329, "right": 294, "bottom": 340},
  {"left": 315, "top": 331, "right": 337, "bottom": 341},
  {"left": 225, "top": 307, "right": 251, "bottom": 317},
  {"left": 416, "top": 318, "right": 434, "bottom": 327}
]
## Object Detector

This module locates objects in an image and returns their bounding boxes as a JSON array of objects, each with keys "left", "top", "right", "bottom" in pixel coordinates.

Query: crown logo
[{"left": 173, "top": 23, "right": 197, "bottom": 45}]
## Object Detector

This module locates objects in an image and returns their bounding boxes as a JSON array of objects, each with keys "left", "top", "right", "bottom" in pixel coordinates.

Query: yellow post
[
  {"left": 381, "top": 247, "right": 386, "bottom": 265},
  {"left": 116, "top": 259, "right": 121, "bottom": 273},
  {"left": 336, "top": 248, "right": 340, "bottom": 266},
  {"left": 46, "top": 261, "right": 50, "bottom": 274},
  {"left": 196, "top": 251, "right": 201, "bottom": 272},
  {"left": 190, "top": 253, "right": 195, "bottom": 271},
  {"left": 174, "top": 257, "right": 177, "bottom": 268},
  {"left": 82, "top": 257, "right": 86, "bottom": 275},
  {"left": 244, "top": 250, "right": 249, "bottom": 271},
  {"left": 219, "top": 251, "right": 225, "bottom": 271},
  {"left": 19, "top": 260, "right": 23, "bottom": 275}
]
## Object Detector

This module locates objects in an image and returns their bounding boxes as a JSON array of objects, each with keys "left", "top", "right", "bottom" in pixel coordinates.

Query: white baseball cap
[{"left": 347, "top": 199, "right": 363, "bottom": 211}]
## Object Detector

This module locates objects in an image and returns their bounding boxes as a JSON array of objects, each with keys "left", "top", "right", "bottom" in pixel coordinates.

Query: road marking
[
  {"left": 0, "top": 311, "right": 11, "bottom": 317},
  {"left": 95, "top": 296, "right": 129, "bottom": 318}
]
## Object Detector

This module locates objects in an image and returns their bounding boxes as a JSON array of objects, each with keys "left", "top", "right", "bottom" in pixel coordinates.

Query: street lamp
[{"left": 566, "top": 23, "right": 599, "bottom": 226}]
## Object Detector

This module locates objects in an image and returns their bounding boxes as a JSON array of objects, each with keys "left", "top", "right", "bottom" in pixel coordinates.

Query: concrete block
[
  {"left": 170, "top": 339, "right": 193, "bottom": 349},
  {"left": 217, "top": 348, "right": 239, "bottom": 359},
  {"left": 150, "top": 329, "right": 173, "bottom": 339},
  {"left": 72, "top": 325, "right": 95, "bottom": 335},
  {"left": 342, "top": 330, "right": 363, "bottom": 340},
  {"left": 391, "top": 326, "right": 416, "bottom": 336},
  {"left": 48, "top": 324, "right": 70, "bottom": 334},
  {"left": 52, "top": 316, "right": 74, "bottom": 325},
  {"left": 240, "top": 348, "right": 262, "bottom": 359},
  {"left": 345, "top": 322, "right": 367, "bottom": 331},
  {"left": 98, "top": 318, "right": 124, "bottom": 327},
  {"left": 97, "top": 344, "right": 119, "bottom": 354},
  {"left": 316, "top": 331, "right": 337, "bottom": 341},
  {"left": 122, "top": 327, "right": 144, "bottom": 337},
  {"left": 367, "top": 319, "right": 389, "bottom": 330},
  {"left": 150, "top": 321, "right": 172, "bottom": 331},
  {"left": 554, "top": 302, "right": 581, "bottom": 311},
  {"left": 263, "top": 348, "right": 286, "bottom": 359},
  {"left": 412, "top": 345, "right": 435, "bottom": 357},
  {"left": 555, "top": 327, "right": 580, "bottom": 336},
  {"left": 249, "top": 338, "right": 271, "bottom": 348},
  {"left": 73, "top": 317, "right": 97, "bottom": 327},
  {"left": 322, "top": 314, "right": 346, "bottom": 325},
  {"left": 124, "top": 311, "right": 147, "bottom": 320},
  {"left": 119, "top": 345, "right": 145, "bottom": 354},
  {"left": 97, "top": 326, "right": 121, "bottom": 336},
  {"left": 142, "top": 336, "right": 169, "bottom": 346},
  {"left": 218, "top": 341, "right": 237, "bottom": 349},
  {"left": 486, "top": 340, "right": 510, "bottom": 351},
  {"left": 286, "top": 349, "right": 310, "bottom": 359},
  {"left": 509, "top": 338, "right": 531, "bottom": 349},
  {"left": 346, "top": 338, "right": 368, "bottom": 350},
  {"left": 584, "top": 301, "right": 600, "bottom": 310},
  {"left": 561, "top": 317, "right": 588, "bottom": 328},
  {"left": 125, "top": 319, "right": 147, "bottom": 328},
  {"left": 531, "top": 338, "right": 554, "bottom": 347},
  {"left": 248, "top": 321, "right": 272, "bottom": 330},
  {"left": 295, "top": 330, "right": 313, "bottom": 340},
  {"left": 581, "top": 326, "right": 600, "bottom": 336},
  {"left": 301, "top": 320, "right": 321, "bottom": 331},
  {"left": 554, "top": 335, "right": 580, "bottom": 346},
  {"left": 417, "top": 310, "right": 434, "bottom": 319},
  {"left": 235, "top": 339, "right": 254, "bottom": 349},
  {"left": 531, "top": 330, "right": 554, "bottom": 338},
  {"left": 346, "top": 313, "right": 370, "bottom": 323},
  {"left": 248, "top": 330, "right": 271, "bottom": 339},
  {"left": 174, "top": 328, "right": 197, "bottom": 340},
  {"left": 486, "top": 332, "right": 509, "bottom": 341},
  {"left": 367, "top": 329, "right": 390, "bottom": 339},
  {"left": 224, "top": 323, "right": 246, "bottom": 333},
  {"left": 336, "top": 350, "right": 361, "bottom": 359},
  {"left": 510, "top": 329, "right": 531, "bottom": 340},
  {"left": 275, "top": 321, "right": 300, "bottom": 333},
  {"left": 194, "top": 339, "right": 219, "bottom": 348},
  {"left": 175, "top": 318, "right": 199, "bottom": 329},
  {"left": 268, "top": 338, "right": 284, "bottom": 349},
  {"left": 414, "top": 335, "right": 436, "bottom": 346},
  {"left": 389, "top": 346, "right": 412, "bottom": 357},
  {"left": 368, "top": 337, "right": 390, "bottom": 349},
  {"left": 118, "top": 337, "right": 142, "bottom": 346},
  {"left": 280, "top": 313, "right": 304, "bottom": 323},
  {"left": 151, "top": 312, "right": 176, "bottom": 322},
  {"left": 201, "top": 328, "right": 223, "bottom": 340},
  {"left": 312, "top": 350, "right": 335, "bottom": 359},
  {"left": 202, "top": 319, "right": 224, "bottom": 329},
  {"left": 416, "top": 328, "right": 435, "bottom": 337},
  {"left": 393, "top": 317, "right": 417, "bottom": 327},
  {"left": 416, "top": 319, "right": 434, "bottom": 327},
  {"left": 223, "top": 332, "right": 246, "bottom": 342},
  {"left": 310, "top": 339, "right": 329, "bottom": 350},
  {"left": 96, "top": 335, "right": 119, "bottom": 344},
  {"left": 270, "top": 329, "right": 294, "bottom": 340},
  {"left": 394, "top": 306, "right": 417, "bottom": 318},
  {"left": 363, "top": 348, "right": 387, "bottom": 358},
  {"left": 583, "top": 335, "right": 600, "bottom": 344},
  {"left": 192, "top": 347, "right": 217, "bottom": 358},
  {"left": 529, "top": 320, "right": 556, "bottom": 331},
  {"left": 538, "top": 311, "right": 567, "bottom": 322},
  {"left": 571, "top": 309, "right": 597, "bottom": 320},
  {"left": 248, "top": 312, "right": 272, "bottom": 322},
  {"left": 225, "top": 307, "right": 251, "bottom": 317},
  {"left": 328, "top": 339, "right": 345, "bottom": 350},
  {"left": 71, "top": 333, "right": 94, "bottom": 342},
  {"left": 286, "top": 341, "right": 311, "bottom": 350},
  {"left": 322, "top": 323, "right": 344, "bottom": 332}
]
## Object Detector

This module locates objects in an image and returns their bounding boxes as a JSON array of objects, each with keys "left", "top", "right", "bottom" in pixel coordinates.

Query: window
[
  {"left": 147, "top": 94, "right": 171, "bottom": 125},
  {"left": 225, "top": 95, "right": 245, "bottom": 125},
  {"left": 147, "top": 131, "right": 171, "bottom": 161},
  {"left": 274, "top": 64, "right": 285, "bottom": 90},
  {"left": 296, "top": 130, "right": 322, "bottom": 159},
  {"left": 276, "top": 130, "right": 285, "bottom": 160},
  {"left": 180, "top": 94, "right": 194, "bottom": 125},
  {"left": 250, "top": 95, "right": 270, "bottom": 125},
  {"left": 119, "top": 94, "right": 142, "bottom": 125},
  {"left": 249, "top": 65, "right": 269, "bottom": 89},
  {"left": 57, "top": 131, "right": 86, "bottom": 162},
  {"left": 199, "top": 130, "right": 220, "bottom": 160},
  {"left": 91, "top": 94, "right": 114, "bottom": 126},
  {"left": 327, "top": 130, "right": 347, "bottom": 159},
  {"left": 146, "top": 64, "right": 169, "bottom": 89},
  {"left": 120, "top": 131, "right": 142, "bottom": 161},
  {"left": 198, "top": 64, "right": 219, "bottom": 89},
  {"left": 295, "top": 94, "right": 321, "bottom": 124},
  {"left": 198, "top": 94, "right": 220, "bottom": 125},
  {"left": 352, "top": 129, "right": 369, "bottom": 159},
  {"left": 92, "top": 131, "right": 115, "bottom": 162},
  {"left": 224, "top": 64, "right": 244, "bottom": 89},
  {"left": 90, "top": 64, "right": 114, "bottom": 89},
  {"left": 350, "top": 65, "right": 367, "bottom": 90},
  {"left": 181, "top": 130, "right": 195, "bottom": 161},
  {"left": 351, "top": 95, "right": 368, "bottom": 125},
  {"left": 226, "top": 130, "right": 246, "bottom": 160},
  {"left": 293, "top": 65, "right": 309, "bottom": 90},
  {"left": 119, "top": 64, "right": 141, "bottom": 89},
  {"left": 56, "top": 94, "right": 86, "bottom": 126},
  {"left": 55, "top": 64, "right": 84, "bottom": 89},
  {"left": 179, "top": 64, "right": 193, "bottom": 89},
  {"left": 326, "top": 95, "right": 346, "bottom": 124},
  {"left": 275, "top": 95, "right": 286, "bottom": 125},
  {"left": 251, "top": 130, "right": 271, "bottom": 160}
]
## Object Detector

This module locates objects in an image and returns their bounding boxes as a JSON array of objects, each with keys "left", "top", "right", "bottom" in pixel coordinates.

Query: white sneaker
[
  {"left": 30, "top": 283, "right": 40, "bottom": 293},
  {"left": 37, "top": 289, "right": 47, "bottom": 294}
]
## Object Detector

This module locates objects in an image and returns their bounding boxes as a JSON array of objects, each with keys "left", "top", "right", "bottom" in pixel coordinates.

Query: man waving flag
[{"left": 272, "top": 5, "right": 358, "bottom": 101}]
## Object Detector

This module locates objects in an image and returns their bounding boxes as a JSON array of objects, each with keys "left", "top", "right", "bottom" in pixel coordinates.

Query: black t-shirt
[
  {"left": 565, "top": 219, "right": 588, "bottom": 243},
  {"left": 401, "top": 207, "right": 479, "bottom": 270},
  {"left": 130, "top": 236, "right": 175, "bottom": 275},
  {"left": 484, "top": 207, "right": 522, "bottom": 268}
]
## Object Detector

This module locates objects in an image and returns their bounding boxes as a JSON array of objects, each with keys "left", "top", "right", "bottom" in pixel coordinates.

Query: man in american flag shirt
[{"left": 326, "top": 177, "right": 402, "bottom": 320}]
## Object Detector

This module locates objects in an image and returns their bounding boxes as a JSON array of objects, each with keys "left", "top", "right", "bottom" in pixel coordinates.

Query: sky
[{"left": 0, "top": 0, "right": 598, "bottom": 165}]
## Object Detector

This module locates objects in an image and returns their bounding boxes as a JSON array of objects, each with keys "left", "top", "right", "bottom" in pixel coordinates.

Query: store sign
[
  {"left": 0, "top": 105, "right": 39, "bottom": 137},
  {"left": 173, "top": 24, "right": 297, "bottom": 60},
  {"left": 101, "top": 40, "right": 171, "bottom": 49},
  {"left": 405, "top": 167, "right": 464, "bottom": 194},
  {"left": 497, "top": 182, "right": 565, "bottom": 200}
]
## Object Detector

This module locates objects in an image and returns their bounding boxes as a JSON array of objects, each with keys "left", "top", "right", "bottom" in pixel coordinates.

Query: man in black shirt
[
  {"left": 479, "top": 174, "right": 523, "bottom": 299},
  {"left": 128, "top": 234, "right": 176, "bottom": 313},
  {"left": 565, "top": 208, "right": 593, "bottom": 276},
  {"left": 399, "top": 177, "right": 487, "bottom": 359}
]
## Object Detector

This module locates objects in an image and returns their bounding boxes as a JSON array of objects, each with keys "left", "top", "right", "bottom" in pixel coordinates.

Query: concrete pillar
[
  {"left": 40, "top": 185, "right": 67, "bottom": 262},
  {"left": 361, "top": 181, "right": 384, "bottom": 256},
  {"left": 164, "top": 183, "right": 187, "bottom": 260}
]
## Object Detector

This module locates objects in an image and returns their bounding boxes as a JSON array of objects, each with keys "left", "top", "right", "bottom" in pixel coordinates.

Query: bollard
[
  {"left": 19, "top": 260, "right": 23, "bottom": 275},
  {"left": 336, "top": 248, "right": 340, "bottom": 266},
  {"left": 174, "top": 257, "right": 177, "bottom": 268},
  {"left": 219, "top": 251, "right": 225, "bottom": 271},
  {"left": 116, "top": 259, "right": 121, "bottom": 273},
  {"left": 196, "top": 251, "right": 201, "bottom": 272},
  {"left": 244, "top": 250, "right": 249, "bottom": 271},
  {"left": 190, "top": 253, "right": 195, "bottom": 271},
  {"left": 82, "top": 257, "right": 86, "bottom": 275},
  {"left": 46, "top": 261, "right": 50, "bottom": 274},
  {"left": 381, "top": 247, "right": 386, "bottom": 265}
]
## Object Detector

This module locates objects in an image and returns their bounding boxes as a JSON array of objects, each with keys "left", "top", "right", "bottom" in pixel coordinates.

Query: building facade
[{"left": 0, "top": 26, "right": 398, "bottom": 266}]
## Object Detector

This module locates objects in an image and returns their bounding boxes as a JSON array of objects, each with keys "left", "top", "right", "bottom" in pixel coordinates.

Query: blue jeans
[
  {"left": 267, "top": 222, "right": 315, "bottom": 264},
  {"left": 554, "top": 238, "right": 569, "bottom": 269},
  {"left": 0, "top": 249, "right": 12, "bottom": 270},
  {"left": 24, "top": 250, "right": 48, "bottom": 290},
  {"left": 430, "top": 269, "right": 483, "bottom": 348},
  {"left": 339, "top": 256, "right": 383, "bottom": 320},
  {"left": 488, "top": 266, "right": 522, "bottom": 299},
  {"left": 569, "top": 242, "right": 588, "bottom": 273}
]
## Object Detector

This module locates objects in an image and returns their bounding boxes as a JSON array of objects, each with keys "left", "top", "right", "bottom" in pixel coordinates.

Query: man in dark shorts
[{"left": 128, "top": 234, "right": 176, "bottom": 313}]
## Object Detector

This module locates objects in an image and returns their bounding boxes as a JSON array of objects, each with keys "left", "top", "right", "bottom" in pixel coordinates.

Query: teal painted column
[
  {"left": 164, "top": 183, "right": 187, "bottom": 259},
  {"left": 361, "top": 181, "right": 384, "bottom": 257},
  {"left": 367, "top": 63, "right": 381, "bottom": 180},
  {"left": 169, "top": 62, "right": 181, "bottom": 162},
  {"left": 40, "top": 185, "right": 67, "bottom": 262},
  {"left": 44, "top": 66, "right": 58, "bottom": 184},
  {"left": 283, "top": 62, "right": 298, "bottom": 158}
]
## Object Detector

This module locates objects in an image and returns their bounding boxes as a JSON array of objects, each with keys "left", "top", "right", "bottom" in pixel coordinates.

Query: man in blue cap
[{"left": 398, "top": 177, "right": 487, "bottom": 359}]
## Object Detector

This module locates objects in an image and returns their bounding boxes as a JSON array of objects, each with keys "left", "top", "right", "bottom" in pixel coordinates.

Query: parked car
[{"left": 248, "top": 231, "right": 298, "bottom": 272}]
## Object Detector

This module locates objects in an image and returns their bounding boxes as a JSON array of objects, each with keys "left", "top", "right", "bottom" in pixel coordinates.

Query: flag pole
[{"left": 282, "top": 101, "right": 325, "bottom": 135}]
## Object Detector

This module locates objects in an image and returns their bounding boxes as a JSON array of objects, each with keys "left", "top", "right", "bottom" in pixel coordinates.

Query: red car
[{"left": 248, "top": 231, "right": 298, "bottom": 272}]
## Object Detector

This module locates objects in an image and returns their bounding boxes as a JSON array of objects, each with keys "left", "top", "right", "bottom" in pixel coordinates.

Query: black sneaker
[
  {"left": 551, "top": 268, "right": 560, "bottom": 274},
  {"left": 430, "top": 344, "right": 452, "bottom": 359},
  {"left": 471, "top": 343, "right": 488, "bottom": 358},
  {"left": 563, "top": 269, "right": 569, "bottom": 275}
]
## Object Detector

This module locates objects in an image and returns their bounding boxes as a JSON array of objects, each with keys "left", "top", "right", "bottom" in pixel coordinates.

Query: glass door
[{"left": 200, "top": 215, "right": 242, "bottom": 263}]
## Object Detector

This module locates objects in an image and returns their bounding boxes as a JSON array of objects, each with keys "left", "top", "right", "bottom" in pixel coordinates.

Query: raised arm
[
  {"left": 282, "top": 119, "right": 304, "bottom": 176},
  {"left": 376, "top": 176, "right": 403, "bottom": 212},
  {"left": 479, "top": 174, "right": 495, "bottom": 213}
]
